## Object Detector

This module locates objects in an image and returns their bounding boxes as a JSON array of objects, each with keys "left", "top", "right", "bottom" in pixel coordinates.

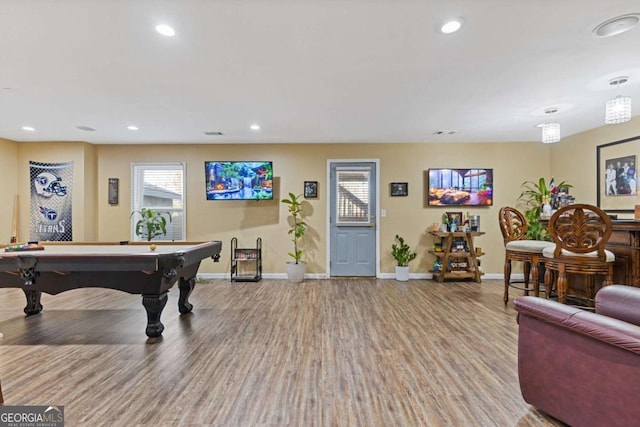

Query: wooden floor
[{"left": 0, "top": 278, "right": 565, "bottom": 426}]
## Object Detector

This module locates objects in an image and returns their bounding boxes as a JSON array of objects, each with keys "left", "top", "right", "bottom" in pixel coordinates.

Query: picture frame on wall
[
  {"left": 108, "top": 178, "right": 119, "bottom": 205},
  {"left": 390, "top": 182, "right": 408, "bottom": 197},
  {"left": 597, "top": 135, "right": 640, "bottom": 213},
  {"left": 304, "top": 181, "right": 318, "bottom": 198}
]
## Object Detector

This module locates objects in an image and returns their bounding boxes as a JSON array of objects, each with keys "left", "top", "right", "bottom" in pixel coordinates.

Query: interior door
[{"left": 329, "top": 161, "right": 377, "bottom": 276}]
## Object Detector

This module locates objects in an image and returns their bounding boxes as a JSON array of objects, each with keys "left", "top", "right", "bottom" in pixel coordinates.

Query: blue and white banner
[{"left": 29, "top": 161, "right": 73, "bottom": 241}]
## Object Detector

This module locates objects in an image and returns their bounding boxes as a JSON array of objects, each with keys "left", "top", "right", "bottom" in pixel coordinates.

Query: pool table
[{"left": 0, "top": 241, "right": 222, "bottom": 337}]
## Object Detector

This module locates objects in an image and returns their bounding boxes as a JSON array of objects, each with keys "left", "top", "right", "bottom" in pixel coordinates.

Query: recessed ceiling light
[
  {"left": 76, "top": 125, "right": 96, "bottom": 132},
  {"left": 593, "top": 14, "right": 640, "bottom": 37},
  {"left": 250, "top": 124, "right": 261, "bottom": 131},
  {"left": 155, "top": 24, "right": 176, "bottom": 37},
  {"left": 441, "top": 19, "right": 462, "bottom": 34},
  {"left": 22, "top": 126, "right": 35, "bottom": 132},
  {"left": 127, "top": 125, "right": 139, "bottom": 131}
]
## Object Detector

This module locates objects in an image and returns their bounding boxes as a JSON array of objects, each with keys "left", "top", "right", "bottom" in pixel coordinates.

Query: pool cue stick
[{"left": 10, "top": 194, "right": 18, "bottom": 243}]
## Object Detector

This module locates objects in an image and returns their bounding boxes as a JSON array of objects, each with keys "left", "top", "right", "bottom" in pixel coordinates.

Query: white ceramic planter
[
  {"left": 286, "top": 262, "right": 306, "bottom": 282},
  {"left": 395, "top": 265, "right": 410, "bottom": 281}
]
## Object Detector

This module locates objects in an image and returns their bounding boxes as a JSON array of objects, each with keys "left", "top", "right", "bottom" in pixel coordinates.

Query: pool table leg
[
  {"left": 23, "top": 289, "right": 43, "bottom": 316},
  {"left": 178, "top": 277, "right": 195, "bottom": 314},
  {"left": 142, "top": 292, "right": 168, "bottom": 338}
]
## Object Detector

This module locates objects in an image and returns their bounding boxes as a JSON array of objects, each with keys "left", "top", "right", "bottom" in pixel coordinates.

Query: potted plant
[
  {"left": 391, "top": 234, "right": 417, "bottom": 281},
  {"left": 130, "top": 208, "right": 172, "bottom": 245},
  {"left": 518, "top": 178, "right": 571, "bottom": 241},
  {"left": 281, "top": 193, "right": 307, "bottom": 282}
]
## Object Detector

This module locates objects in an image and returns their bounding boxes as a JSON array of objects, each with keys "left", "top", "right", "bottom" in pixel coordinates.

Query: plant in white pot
[
  {"left": 281, "top": 193, "right": 307, "bottom": 282},
  {"left": 391, "top": 234, "right": 417, "bottom": 281},
  {"left": 130, "top": 208, "right": 172, "bottom": 249}
]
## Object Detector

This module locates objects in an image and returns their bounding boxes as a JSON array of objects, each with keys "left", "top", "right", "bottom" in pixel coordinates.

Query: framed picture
[
  {"left": 390, "top": 182, "right": 408, "bottom": 197},
  {"left": 108, "top": 178, "right": 119, "bottom": 205},
  {"left": 446, "top": 211, "right": 463, "bottom": 225},
  {"left": 597, "top": 135, "right": 640, "bottom": 213},
  {"left": 304, "top": 181, "right": 318, "bottom": 198}
]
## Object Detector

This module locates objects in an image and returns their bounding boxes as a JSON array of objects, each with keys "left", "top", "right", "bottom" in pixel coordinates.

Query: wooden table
[{"left": 605, "top": 220, "right": 640, "bottom": 287}]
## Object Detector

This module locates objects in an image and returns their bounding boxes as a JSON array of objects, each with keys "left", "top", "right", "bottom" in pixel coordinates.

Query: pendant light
[
  {"left": 540, "top": 123, "right": 561, "bottom": 144},
  {"left": 605, "top": 77, "right": 632, "bottom": 125},
  {"left": 538, "top": 108, "right": 561, "bottom": 144}
]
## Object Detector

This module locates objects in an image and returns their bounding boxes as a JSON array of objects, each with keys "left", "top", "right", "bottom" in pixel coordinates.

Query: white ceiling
[{"left": 1, "top": 0, "right": 639, "bottom": 145}]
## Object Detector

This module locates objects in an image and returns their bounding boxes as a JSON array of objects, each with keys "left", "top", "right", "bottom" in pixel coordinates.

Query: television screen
[
  {"left": 427, "top": 168, "right": 493, "bottom": 206},
  {"left": 205, "top": 161, "right": 273, "bottom": 200}
]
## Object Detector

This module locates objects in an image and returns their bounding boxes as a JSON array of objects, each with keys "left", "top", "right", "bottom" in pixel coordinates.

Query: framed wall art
[
  {"left": 304, "top": 181, "right": 318, "bottom": 198},
  {"left": 597, "top": 135, "right": 640, "bottom": 213},
  {"left": 108, "top": 178, "right": 119, "bottom": 205},
  {"left": 390, "top": 182, "right": 408, "bottom": 197},
  {"left": 446, "top": 211, "right": 463, "bottom": 225}
]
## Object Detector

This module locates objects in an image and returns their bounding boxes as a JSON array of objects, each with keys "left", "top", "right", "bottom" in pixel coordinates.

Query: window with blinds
[
  {"left": 131, "top": 163, "right": 185, "bottom": 241},
  {"left": 336, "top": 169, "right": 371, "bottom": 225}
]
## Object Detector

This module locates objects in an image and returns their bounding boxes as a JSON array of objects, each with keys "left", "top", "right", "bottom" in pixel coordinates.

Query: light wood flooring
[{"left": 0, "top": 278, "right": 564, "bottom": 426}]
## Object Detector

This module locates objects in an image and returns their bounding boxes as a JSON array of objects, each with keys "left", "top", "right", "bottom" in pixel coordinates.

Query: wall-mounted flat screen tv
[
  {"left": 205, "top": 161, "right": 273, "bottom": 200},
  {"left": 427, "top": 168, "right": 493, "bottom": 206}
]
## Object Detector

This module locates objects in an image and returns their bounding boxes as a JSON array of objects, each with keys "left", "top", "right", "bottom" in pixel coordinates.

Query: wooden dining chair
[
  {"left": 542, "top": 204, "right": 615, "bottom": 306},
  {"left": 498, "top": 207, "right": 554, "bottom": 305}
]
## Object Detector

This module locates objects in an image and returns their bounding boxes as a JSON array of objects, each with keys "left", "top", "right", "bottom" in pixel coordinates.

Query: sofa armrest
[
  {"left": 515, "top": 296, "right": 640, "bottom": 355},
  {"left": 515, "top": 295, "right": 640, "bottom": 427},
  {"left": 596, "top": 285, "right": 640, "bottom": 326}
]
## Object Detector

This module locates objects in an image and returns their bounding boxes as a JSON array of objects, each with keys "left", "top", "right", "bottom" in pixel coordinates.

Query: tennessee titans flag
[{"left": 29, "top": 161, "right": 73, "bottom": 241}]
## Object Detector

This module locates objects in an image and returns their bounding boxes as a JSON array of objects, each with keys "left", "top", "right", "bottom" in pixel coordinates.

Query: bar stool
[
  {"left": 542, "top": 204, "right": 615, "bottom": 306},
  {"left": 499, "top": 207, "right": 554, "bottom": 305}
]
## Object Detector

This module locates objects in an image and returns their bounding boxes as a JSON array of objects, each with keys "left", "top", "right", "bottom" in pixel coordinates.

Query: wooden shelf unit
[
  {"left": 429, "top": 231, "right": 485, "bottom": 283},
  {"left": 231, "top": 237, "right": 262, "bottom": 282}
]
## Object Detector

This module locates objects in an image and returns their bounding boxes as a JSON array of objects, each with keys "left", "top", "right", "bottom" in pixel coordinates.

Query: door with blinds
[{"left": 329, "top": 161, "right": 377, "bottom": 276}]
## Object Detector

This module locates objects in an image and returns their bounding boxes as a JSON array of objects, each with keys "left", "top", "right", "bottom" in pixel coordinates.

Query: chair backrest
[
  {"left": 548, "top": 203, "right": 612, "bottom": 261},
  {"left": 498, "top": 207, "right": 528, "bottom": 244}
]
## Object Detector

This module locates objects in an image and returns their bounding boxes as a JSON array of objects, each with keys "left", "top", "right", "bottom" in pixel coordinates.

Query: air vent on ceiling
[
  {"left": 204, "top": 131, "right": 223, "bottom": 136},
  {"left": 76, "top": 125, "right": 96, "bottom": 132},
  {"left": 433, "top": 130, "right": 458, "bottom": 135},
  {"left": 593, "top": 14, "right": 640, "bottom": 38}
]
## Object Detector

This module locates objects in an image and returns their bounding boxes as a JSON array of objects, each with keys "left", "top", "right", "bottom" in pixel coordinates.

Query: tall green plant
[
  {"left": 518, "top": 178, "right": 571, "bottom": 240},
  {"left": 130, "top": 208, "right": 172, "bottom": 241},
  {"left": 281, "top": 193, "right": 307, "bottom": 264},
  {"left": 391, "top": 235, "right": 417, "bottom": 267}
]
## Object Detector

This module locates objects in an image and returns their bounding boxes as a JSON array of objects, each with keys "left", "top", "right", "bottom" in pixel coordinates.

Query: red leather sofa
[{"left": 514, "top": 285, "right": 640, "bottom": 427}]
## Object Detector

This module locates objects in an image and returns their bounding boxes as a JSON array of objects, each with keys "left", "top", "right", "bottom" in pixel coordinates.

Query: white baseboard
[
  {"left": 198, "top": 272, "right": 507, "bottom": 281},
  {"left": 197, "top": 273, "right": 330, "bottom": 280}
]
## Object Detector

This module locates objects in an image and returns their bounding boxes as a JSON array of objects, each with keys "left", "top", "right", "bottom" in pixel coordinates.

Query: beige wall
[
  {"left": 550, "top": 115, "right": 640, "bottom": 217},
  {"left": 83, "top": 143, "right": 98, "bottom": 240},
  {"left": 94, "top": 142, "right": 551, "bottom": 276},
  {"left": 0, "top": 138, "right": 18, "bottom": 244},
  {"left": 4, "top": 117, "right": 639, "bottom": 277}
]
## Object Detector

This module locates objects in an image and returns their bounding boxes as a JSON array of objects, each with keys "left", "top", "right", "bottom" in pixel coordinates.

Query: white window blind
[
  {"left": 131, "top": 163, "right": 185, "bottom": 241},
  {"left": 336, "top": 169, "right": 370, "bottom": 224}
]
